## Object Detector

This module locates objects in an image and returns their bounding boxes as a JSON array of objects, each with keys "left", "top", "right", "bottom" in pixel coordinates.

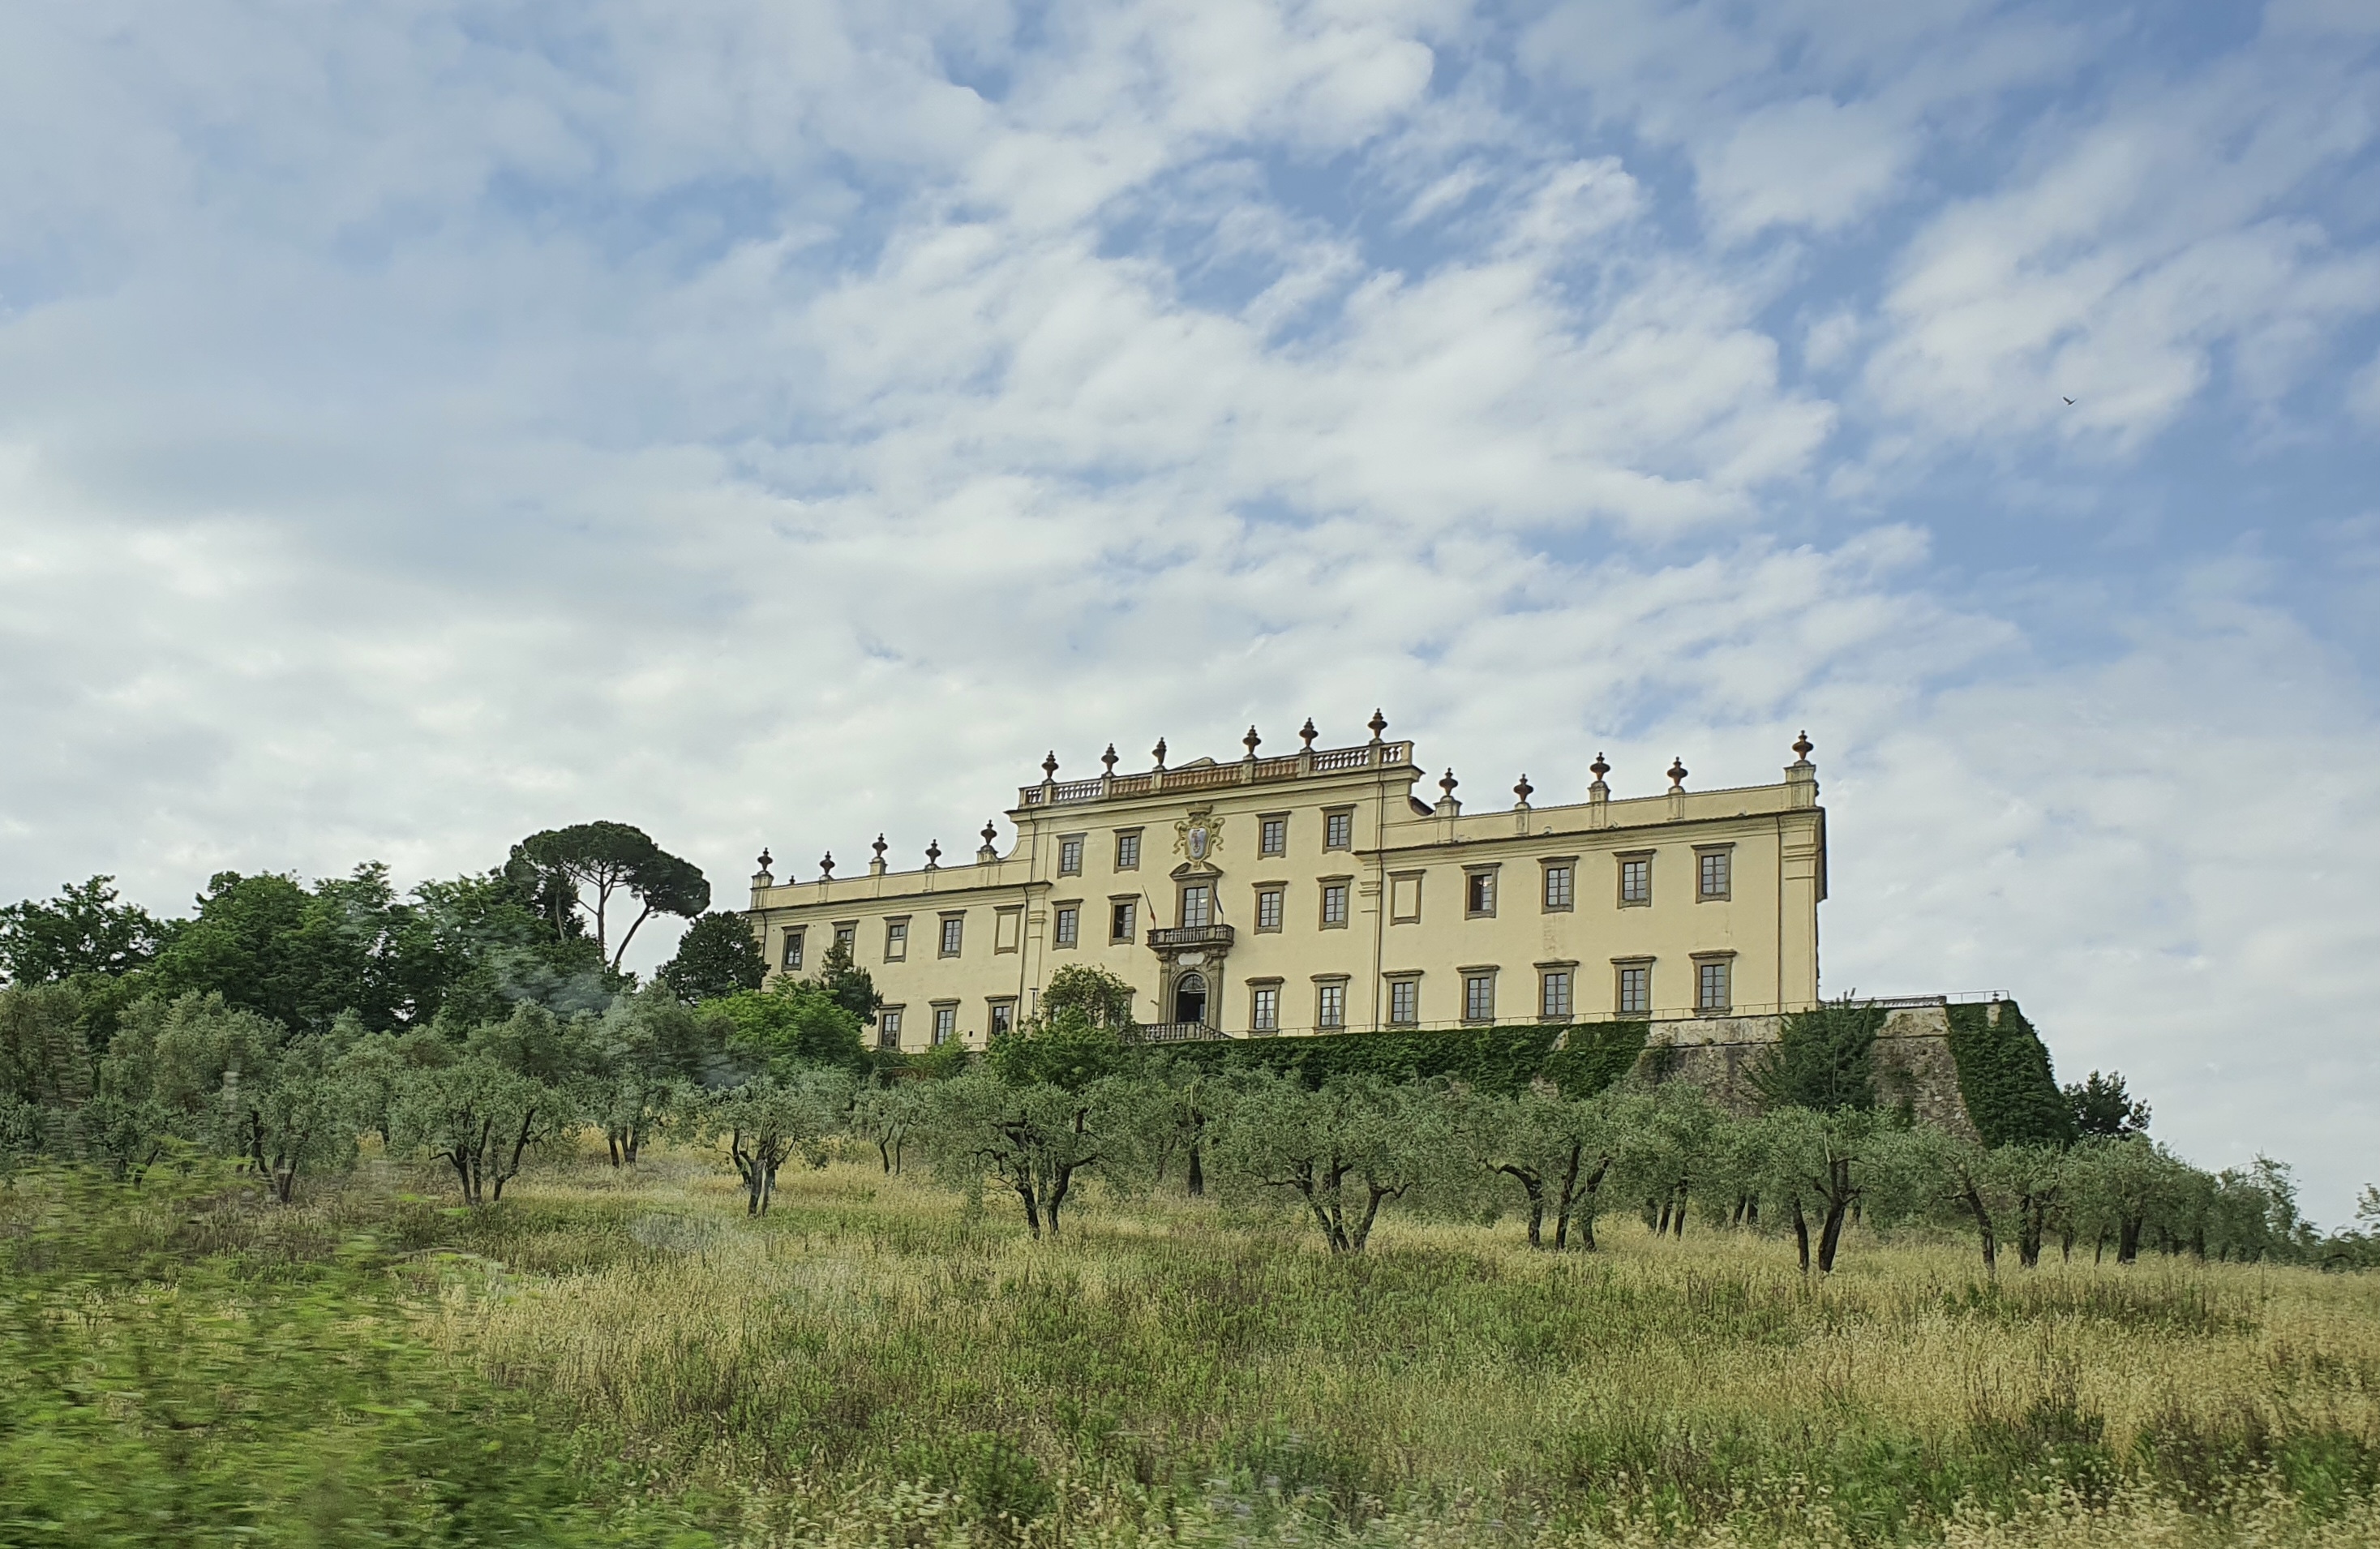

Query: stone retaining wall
[{"left": 1636, "top": 1002, "right": 1980, "bottom": 1140}]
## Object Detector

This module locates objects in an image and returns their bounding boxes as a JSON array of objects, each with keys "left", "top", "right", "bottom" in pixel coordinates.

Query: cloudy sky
[{"left": 3, "top": 0, "right": 2377, "bottom": 1218}]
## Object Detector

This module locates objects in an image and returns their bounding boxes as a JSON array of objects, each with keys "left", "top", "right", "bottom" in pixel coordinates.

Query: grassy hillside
[{"left": 5, "top": 1152, "right": 2378, "bottom": 1547}]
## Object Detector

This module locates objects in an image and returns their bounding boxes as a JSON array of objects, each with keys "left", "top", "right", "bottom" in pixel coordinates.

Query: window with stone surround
[
  {"left": 1615, "top": 959, "right": 1652, "bottom": 1015},
  {"left": 1619, "top": 852, "right": 1653, "bottom": 907}
]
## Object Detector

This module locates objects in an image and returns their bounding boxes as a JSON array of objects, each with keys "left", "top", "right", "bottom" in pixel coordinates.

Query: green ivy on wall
[
  {"left": 1159, "top": 1019, "right": 1651, "bottom": 1097},
  {"left": 1943, "top": 1000, "right": 2070, "bottom": 1147}
]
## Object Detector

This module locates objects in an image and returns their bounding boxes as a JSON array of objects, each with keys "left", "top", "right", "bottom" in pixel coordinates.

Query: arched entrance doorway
[{"left": 1173, "top": 971, "right": 1207, "bottom": 1027}]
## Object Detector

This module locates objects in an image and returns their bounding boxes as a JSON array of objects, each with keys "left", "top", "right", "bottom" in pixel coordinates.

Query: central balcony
[
  {"left": 1147, "top": 924, "right": 1235, "bottom": 951},
  {"left": 1130, "top": 1020, "right": 1226, "bottom": 1044}
]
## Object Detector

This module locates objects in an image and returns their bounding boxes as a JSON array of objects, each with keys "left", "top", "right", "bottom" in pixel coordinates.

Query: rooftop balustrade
[{"left": 1018, "top": 739, "right": 1416, "bottom": 808}]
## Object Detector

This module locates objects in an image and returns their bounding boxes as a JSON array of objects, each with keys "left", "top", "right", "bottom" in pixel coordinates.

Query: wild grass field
[{"left": 5, "top": 1148, "right": 2378, "bottom": 1548}]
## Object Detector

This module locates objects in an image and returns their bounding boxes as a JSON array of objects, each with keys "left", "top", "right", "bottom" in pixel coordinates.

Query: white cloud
[
  {"left": 1, "top": 0, "right": 2378, "bottom": 1224},
  {"left": 1865, "top": 37, "right": 2380, "bottom": 449},
  {"left": 2350, "top": 348, "right": 2380, "bottom": 427},
  {"left": 1696, "top": 96, "right": 1915, "bottom": 241}
]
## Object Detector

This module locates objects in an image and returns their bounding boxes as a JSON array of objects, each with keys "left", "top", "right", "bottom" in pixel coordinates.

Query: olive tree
[
  {"left": 1451, "top": 1084, "right": 1623, "bottom": 1250},
  {"left": 851, "top": 1081, "right": 924, "bottom": 1174},
  {"left": 585, "top": 989, "right": 735, "bottom": 1165},
  {"left": 109, "top": 993, "right": 357, "bottom": 1203},
  {"left": 386, "top": 1002, "right": 589, "bottom": 1205},
  {"left": 1751, "top": 1106, "right": 1884, "bottom": 1273},
  {"left": 1207, "top": 1073, "right": 1455, "bottom": 1254},
  {"left": 688, "top": 1069, "right": 853, "bottom": 1215},
  {"left": 917, "top": 1070, "right": 1151, "bottom": 1237}
]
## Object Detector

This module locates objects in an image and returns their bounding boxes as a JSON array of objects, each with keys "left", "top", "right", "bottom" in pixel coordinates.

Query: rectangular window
[
  {"left": 1058, "top": 835, "right": 1084, "bottom": 876},
  {"left": 1541, "top": 970, "right": 1572, "bottom": 1019},
  {"left": 1111, "top": 899, "right": 1136, "bottom": 942},
  {"left": 878, "top": 1009, "right": 903, "bottom": 1050},
  {"left": 933, "top": 1005, "right": 957, "bottom": 1045},
  {"left": 989, "top": 1001, "right": 1014, "bottom": 1036},
  {"left": 1250, "top": 985, "right": 1280, "bottom": 1032},
  {"left": 1698, "top": 848, "right": 1731, "bottom": 900},
  {"left": 834, "top": 922, "right": 856, "bottom": 957},
  {"left": 995, "top": 908, "right": 1022, "bottom": 953},
  {"left": 1319, "top": 882, "right": 1349, "bottom": 928},
  {"left": 1619, "top": 855, "right": 1653, "bottom": 906},
  {"left": 1466, "top": 870, "right": 1497, "bottom": 916},
  {"left": 884, "top": 919, "right": 909, "bottom": 961},
  {"left": 782, "top": 929, "right": 804, "bottom": 971},
  {"left": 1260, "top": 816, "right": 1288, "bottom": 856},
  {"left": 1617, "top": 963, "right": 1651, "bottom": 1015},
  {"left": 1388, "top": 979, "right": 1419, "bottom": 1026},
  {"left": 1464, "top": 972, "right": 1496, "bottom": 1023},
  {"left": 1115, "top": 831, "right": 1141, "bottom": 869},
  {"left": 1389, "top": 872, "right": 1422, "bottom": 923},
  {"left": 939, "top": 915, "right": 964, "bottom": 957},
  {"left": 1054, "top": 905, "right": 1079, "bottom": 947},
  {"left": 1697, "top": 959, "right": 1731, "bottom": 1013},
  {"left": 1255, "top": 887, "right": 1284, "bottom": 932},
  {"left": 1323, "top": 809, "right": 1353, "bottom": 850},
  {"left": 1180, "top": 885, "right": 1211, "bottom": 929},
  {"left": 1316, "top": 981, "right": 1346, "bottom": 1028},
  {"left": 1543, "top": 864, "right": 1575, "bottom": 912}
]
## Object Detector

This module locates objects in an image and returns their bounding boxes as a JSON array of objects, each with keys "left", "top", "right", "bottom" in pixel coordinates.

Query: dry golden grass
[{"left": 410, "top": 1151, "right": 2380, "bottom": 1546}]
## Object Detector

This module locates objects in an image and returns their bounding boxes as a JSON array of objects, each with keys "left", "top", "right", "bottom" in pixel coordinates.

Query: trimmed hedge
[
  {"left": 1156, "top": 1019, "right": 1651, "bottom": 1097},
  {"left": 1945, "top": 1000, "right": 2071, "bottom": 1147}
]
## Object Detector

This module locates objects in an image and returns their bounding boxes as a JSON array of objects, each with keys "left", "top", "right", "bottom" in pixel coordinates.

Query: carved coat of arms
[{"left": 1174, "top": 808, "right": 1222, "bottom": 863}]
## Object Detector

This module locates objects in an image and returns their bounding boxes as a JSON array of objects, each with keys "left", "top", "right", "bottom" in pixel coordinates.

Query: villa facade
[{"left": 742, "top": 714, "right": 1826, "bottom": 1053}]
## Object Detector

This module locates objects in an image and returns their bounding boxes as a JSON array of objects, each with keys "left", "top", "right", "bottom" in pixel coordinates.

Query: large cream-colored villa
[{"left": 743, "top": 714, "right": 1825, "bottom": 1052}]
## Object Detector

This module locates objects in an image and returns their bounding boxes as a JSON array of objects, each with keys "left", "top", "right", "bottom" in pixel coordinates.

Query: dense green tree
[
  {"left": 1039, "top": 963, "right": 1138, "bottom": 1032},
  {"left": 656, "top": 912, "right": 766, "bottom": 1002},
  {"left": 1749, "top": 998, "right": 1883, "bottom": 1114},
  {"left": 146, "top": 869, "right": 382, "bottom": 1032},
  {"left": 383, "top": 871, "right": 612, "bottom": 1027},
  {"left": 2065, "top": 1070, "right": 2151, "bottom": 1138},
  {"left": 0, "top": 983, "right": 92, "bottom": 1115},
  {"left": 505, "top": 822, "right": 710, "bottom": 972},
  {"left": 809, "top": 937, "right": 885, "bottom": 1027},
  {"left": 712, "top": 977, "right": 870, "bottom": 1077},
  {"left": 0, "top": 877, "right": 174, "bottom": 986},
  {"left": 987, "top": 1002, "right": 1127, "bottom": 1091}
]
